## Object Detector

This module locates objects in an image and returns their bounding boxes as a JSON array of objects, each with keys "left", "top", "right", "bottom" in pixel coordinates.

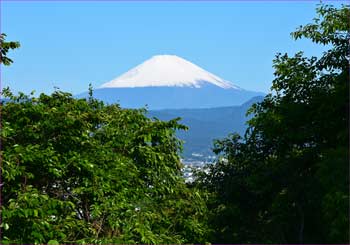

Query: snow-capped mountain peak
[{"left": 100, "top": 55, "right": 240, "bottom": 89}]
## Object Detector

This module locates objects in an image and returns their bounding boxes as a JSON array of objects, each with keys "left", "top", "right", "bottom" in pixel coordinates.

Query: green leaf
[{"left": 47, "top": 240, "right": 59, "bottom": 245}]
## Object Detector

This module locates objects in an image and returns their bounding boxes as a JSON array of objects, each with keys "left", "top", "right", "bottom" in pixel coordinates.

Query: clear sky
[{"left": 1, "top": 1, "right": 346, "bottom": 95}]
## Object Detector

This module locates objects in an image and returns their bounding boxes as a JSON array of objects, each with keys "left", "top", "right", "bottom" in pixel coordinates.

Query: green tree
[
  {"left": 196, "top": 4, "right": 349, "bottom": 243},
  {"left": 0, "top": 34, "right": 20, "bottom": 66},
  {"left": 1, "top": 88, "right": 208, "bottom": 244}
]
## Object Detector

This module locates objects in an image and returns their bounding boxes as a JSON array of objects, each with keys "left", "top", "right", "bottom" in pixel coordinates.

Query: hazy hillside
[{"left": 148, "top": 96, "right": 264, "bottom": 159}]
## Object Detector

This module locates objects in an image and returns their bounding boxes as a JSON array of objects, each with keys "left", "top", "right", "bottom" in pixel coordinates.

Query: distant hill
[{"left": 148, "top": 96, "right": 264, "bottom": 159}]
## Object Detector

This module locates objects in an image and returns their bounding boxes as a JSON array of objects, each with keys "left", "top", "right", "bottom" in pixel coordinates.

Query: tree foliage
[
  {"left": 195, "top": 4, "right": 349, "bottom": 243},
  {"left": 0, "top": 34, "right": 20, "bottom": 66},
  {"left": 1, "top": 88, "right": 208, "bottom": 244}
]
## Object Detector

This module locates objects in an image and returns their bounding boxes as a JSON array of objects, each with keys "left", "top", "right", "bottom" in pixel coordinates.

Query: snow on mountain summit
[{"left": 100, "top": 55, "right": 240, "bottom": 89}]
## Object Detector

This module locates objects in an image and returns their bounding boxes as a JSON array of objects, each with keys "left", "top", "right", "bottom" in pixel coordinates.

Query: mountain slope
[{"left": 84, "top": 85, "right": 264, "bottom": 109}]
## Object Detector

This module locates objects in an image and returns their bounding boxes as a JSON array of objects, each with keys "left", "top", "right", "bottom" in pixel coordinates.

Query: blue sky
[{"left": 1, "top": 1, "right": 346, "bottom": 95}]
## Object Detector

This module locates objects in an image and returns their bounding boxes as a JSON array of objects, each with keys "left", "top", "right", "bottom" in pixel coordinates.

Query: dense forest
[{"left": 1, "top": 4, "right": 349, "bottom": 244}]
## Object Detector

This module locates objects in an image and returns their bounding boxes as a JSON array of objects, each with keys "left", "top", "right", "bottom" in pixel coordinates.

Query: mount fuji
[{"left": 78, "top": 55, "right": 264, "bottom": 109}]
